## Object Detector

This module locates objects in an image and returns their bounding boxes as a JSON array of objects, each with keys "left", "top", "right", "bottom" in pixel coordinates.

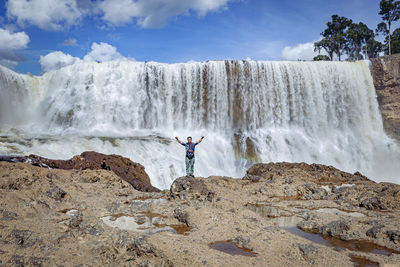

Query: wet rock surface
[
  {"left": 294, "top": 243, "right": 318, "bottom": 256},
  {"left": 173, "top": 206, "right": 190, "bottom": 226},
  {"left": 1, "top": 160, "right": 400, "bottom": 266},
  {"left": 319, "top": 220, "right": 351, "bottom": 237}
]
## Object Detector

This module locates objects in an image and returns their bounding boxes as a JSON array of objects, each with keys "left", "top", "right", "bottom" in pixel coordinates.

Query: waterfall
[
  {"left": 0, "top": 60, "right": 399, "bottom": 188},
  {"left": 0, "top": 66, "right": 39, "bottom": 125}
]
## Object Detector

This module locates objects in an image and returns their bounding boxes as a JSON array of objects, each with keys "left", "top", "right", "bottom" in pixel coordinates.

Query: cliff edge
[{"left": 370, "top": 54, "right": 400, "bottom": 142}]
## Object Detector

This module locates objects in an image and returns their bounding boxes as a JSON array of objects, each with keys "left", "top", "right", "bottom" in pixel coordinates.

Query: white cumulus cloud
[
  {"left": 0, "top": 27, "right": 29, "bottom": 51},
  {"left": 281, "top": 40, "right": 326, "bottom": 61},
  {"left": 0, "top": 27, "right": 30, "bottom": 69},
  {"left": 62, "top": 38, "right": 78, "bottom": 47},
  {"left": 83, "top": 42, "right": 126, "bottom": 62},
  {"left": 97, "top": 0, "right": 229, "bottom": 28},
  {"left": 6, "top": 0, "right": 85, "bottom": 31},
  {"left": 39, "top": 51, "right": 81, "bottom": 72},
  {"left": 0, "top": 59, "right": 19, "bottom": 69},
  {"left": 5, "top": 0, "right": 231, "bottom": 30},
  {"left": 40, "top": 42, "right": 132, "bottom": 72}
]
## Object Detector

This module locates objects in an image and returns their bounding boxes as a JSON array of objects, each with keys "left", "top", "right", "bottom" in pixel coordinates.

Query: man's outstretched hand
[
  {"left": 198, "top": 136, "right": 205, "bottom": 143},
  {"left": 175, "top": 136, "right": 182, "bottom": 144}
]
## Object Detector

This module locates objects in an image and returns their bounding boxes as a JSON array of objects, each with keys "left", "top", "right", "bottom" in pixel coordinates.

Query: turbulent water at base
[{"left": 0, "top": 60, "right": 399, "bottom": 188}]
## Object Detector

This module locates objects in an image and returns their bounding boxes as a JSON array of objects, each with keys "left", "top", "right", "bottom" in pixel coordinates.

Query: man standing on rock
[{"left": 175, "top": 136, "right": 204, "bottom": 177}]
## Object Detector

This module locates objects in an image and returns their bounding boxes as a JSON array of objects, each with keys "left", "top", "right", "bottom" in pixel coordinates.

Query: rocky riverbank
[{"left": 1, "top": 158, "right": 400, "bottom": 266}]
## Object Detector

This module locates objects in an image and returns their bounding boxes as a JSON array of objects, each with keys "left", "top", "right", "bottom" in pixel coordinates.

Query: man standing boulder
[{"left": 175, "top": 136, "right": 204, "bottom": 177}]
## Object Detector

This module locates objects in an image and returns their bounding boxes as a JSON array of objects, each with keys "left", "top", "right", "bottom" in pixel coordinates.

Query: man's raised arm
[
  {"left": 197, "top": 136, "right": 205, "bottom": 144},
  {"left": 175, "top": 136, "right": 183, "bottom": 145}
]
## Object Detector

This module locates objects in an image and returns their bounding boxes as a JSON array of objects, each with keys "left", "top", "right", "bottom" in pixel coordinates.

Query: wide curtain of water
[{"left": 0, "top": 60, "right": 399, "bottom": 188}]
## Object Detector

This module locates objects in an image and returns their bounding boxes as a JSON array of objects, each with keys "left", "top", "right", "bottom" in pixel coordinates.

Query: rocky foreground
[{"left": 1, "top": 156, "right": 400, "bottom": 267}]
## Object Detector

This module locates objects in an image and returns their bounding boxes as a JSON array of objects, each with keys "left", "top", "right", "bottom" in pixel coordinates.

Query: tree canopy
[
  {"left": 345, "top": 22, "right": 374, "bottom": 60},
  {"left": 314, "top": 15, "right": 351, "bottom": 60},
  {"left": 313, "top": 55, "right": 330, "bottom": 61},
  {"left": 391, "top": 28, "right": 400, "bottom": 54},
  {"left": 314, "top": 0, "right": 399, "bottom": 60},
  {"left": 377, "top": 0, "right": 400, "bottom": 55}
]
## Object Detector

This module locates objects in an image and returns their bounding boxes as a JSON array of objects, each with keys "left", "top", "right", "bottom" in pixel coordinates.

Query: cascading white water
[
  {"left": 0, "top": 66, "right": 40, "bottom": 125},
  {"left": 0, "top": 60, "right": 399, "bottom": 188}
]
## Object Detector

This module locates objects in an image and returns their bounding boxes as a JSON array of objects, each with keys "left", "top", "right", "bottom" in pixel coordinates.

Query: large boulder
[
  {"left": 3, "top": 151, "right": 159, "bottom": 192},
  {"left": 245, "top": 162, "right": 370, "bottom": 185},
  {"left": 318, "top": 220, "right": 350, "bottom": 237},
  {"left": 170, "top": 176, "right": 214, "bottom": 201}
]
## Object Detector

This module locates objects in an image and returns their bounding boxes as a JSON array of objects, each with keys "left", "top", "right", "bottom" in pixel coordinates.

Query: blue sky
[{"left": 0, "top": 0, "right": 397, "bottom": 75}]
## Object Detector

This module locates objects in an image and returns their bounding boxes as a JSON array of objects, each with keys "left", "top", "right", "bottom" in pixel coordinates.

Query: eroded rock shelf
[{"left": 1, "top": 159, "right": 400, "bottom": 266}]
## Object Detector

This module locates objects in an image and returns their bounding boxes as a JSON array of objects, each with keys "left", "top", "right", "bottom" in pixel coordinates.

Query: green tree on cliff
[
  {"left": 390, "top": 28, "right": 400, "bottom": 54},
  {"left": 376, "top": 0, "right": 400, "bottom": 55},
  {"left": 313, "top": 55, "right": 331, "bottom": 61},
  {"left": 376, "top": 21, "right": 390, "bottom": 54},
  {"left": 345, "top": 22, "right": 383, "bottom": 59},
  {"left": 378, "top": 25, "right": 400, "bottom": 54},
  {"left": 314, "top": 38, "right": 335, "bottom": 60},
  {"left": 366, "top": 39, "right": 384, "bottom": 58},
  {"left": 345, "top": 22, "right": 375, "bottom": 59},
  {"left": 314, "top": 15, "right": 352, "bottom": 61}
]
